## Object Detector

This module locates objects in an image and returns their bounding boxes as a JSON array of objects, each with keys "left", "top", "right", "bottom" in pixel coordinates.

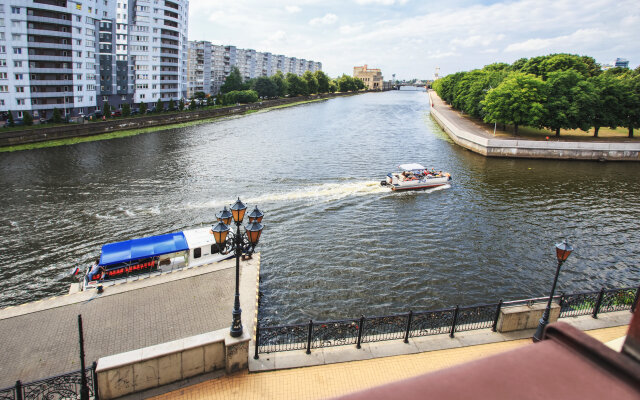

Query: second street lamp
[
  {"left": 212, "top": 198, "right": 264, "bottom": 338},
  {"left": 533, "top": 239, "right": 573, "bottom": 342}
]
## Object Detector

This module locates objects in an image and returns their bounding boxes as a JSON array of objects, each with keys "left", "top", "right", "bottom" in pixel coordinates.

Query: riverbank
[
  {"left": 0, "top": 92, "right": 363, "bottom": 152},
  {"left": 428, "top": 90, "right": 640, "bottom": 161}
]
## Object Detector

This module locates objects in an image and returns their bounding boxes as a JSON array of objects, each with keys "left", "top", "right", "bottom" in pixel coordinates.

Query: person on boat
[{"left": 87, "top": 259, "right": 100, "bottom": 281}]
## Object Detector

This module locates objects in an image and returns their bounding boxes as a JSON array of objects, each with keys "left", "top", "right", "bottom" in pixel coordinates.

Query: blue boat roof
[{"left": 99, "top": 231, "right": 189, "bottom": 266}]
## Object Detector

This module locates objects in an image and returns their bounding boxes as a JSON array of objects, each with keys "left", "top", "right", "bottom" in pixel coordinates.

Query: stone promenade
[
  {"left": 429, "top": 90, "right": 640, "bottom": 160},
  {"left": 0, "top": 256, "right": 256, "bottom": 388}
]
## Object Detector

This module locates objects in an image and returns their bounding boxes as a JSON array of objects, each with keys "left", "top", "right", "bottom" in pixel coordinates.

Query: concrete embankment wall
[
  {"left": 428, "top": 93, "right": 640, "bottom": 161},
  {"left": 0, "top": 91, "right": 364, "bottom": 148}
]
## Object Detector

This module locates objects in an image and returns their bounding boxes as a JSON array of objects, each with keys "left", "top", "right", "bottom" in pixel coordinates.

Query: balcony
[
  {"left": 28, "top": 41, "right": 72, "bottom": 50},
  {"left": 27, "top": 55, "right": 72, "bottom": 62},
  {"left": 26, "top": 15, "right": 71, "bottom": 25},
  {"left": 30, "top": 91, "right": 73, "bottom": 98},
  {"left": 30, "top": 79, "right": 73, "bottom": 85},
  {"left": 28, "top": 28, "right": 72, "bottom": 38}
]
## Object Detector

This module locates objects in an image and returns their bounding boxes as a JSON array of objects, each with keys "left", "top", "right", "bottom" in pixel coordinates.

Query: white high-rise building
[{"left": 0, "top": 0, "right": 189, "bottom": 120}]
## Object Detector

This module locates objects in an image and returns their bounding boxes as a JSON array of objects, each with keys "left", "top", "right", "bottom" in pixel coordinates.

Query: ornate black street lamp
[
  {"left": 212, "top": 198, "right": 264, "bottom": 338},
  {"left": 533, "top": 239, "right": 573, "bottom": 342}
]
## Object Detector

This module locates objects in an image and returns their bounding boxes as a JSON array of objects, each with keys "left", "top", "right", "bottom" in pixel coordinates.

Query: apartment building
[
  {"left": 0, "top": 0, "right": 188, "bottom": 120},
  {"left": 186, "top": 40, "right": 322, "bottom": 97}
]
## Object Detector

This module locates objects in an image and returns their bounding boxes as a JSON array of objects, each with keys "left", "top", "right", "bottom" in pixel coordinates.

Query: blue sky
[{"left": 188, "top": 0, "right": 639, "bottom": 80}]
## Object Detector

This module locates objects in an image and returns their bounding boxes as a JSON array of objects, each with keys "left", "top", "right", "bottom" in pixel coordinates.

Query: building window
[
  {"left": 0, "top": 60, "right": 6, "bottom": 67},
  {"left": 16, "top": 99, "right": 25, "bottom": 105},
  {"left": 193, "top": 248, "right": 201, "bottom": 258},
  {"left": 13, "top": 48, "right": 21, "bottom": 54},
  {"left": 11, "top": 7, "right": 20, "bottom": 14},
  {"left": 16, "top": 86, "right": 24, "bottom": 92},
  {"left": 14, "top": 61, "right": 22, "bottom": 67},
  {"left": 0, "top": 86, "right": 8, "bottom": 92},
  {"left": 0, "top": 72, "right": 6, "bottom": 79},
  {"left": 17, "top": 111, "right": 23, "bottom": 118},
  {"left": 15, "top": 74, "right": 22, "bottom": 80}
]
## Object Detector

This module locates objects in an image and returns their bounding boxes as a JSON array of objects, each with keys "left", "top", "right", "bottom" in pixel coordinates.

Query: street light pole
[
  {"left": 212, "top": 199, "right": 264, "bottom": 338},
  {"left": 533, "top": 239, "right": 573, "bottom": 342}
]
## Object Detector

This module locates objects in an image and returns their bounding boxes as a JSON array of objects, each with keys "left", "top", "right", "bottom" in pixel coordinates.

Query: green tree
[
  {"left": 620, "top": 74, "right": 640, "bottom": 138},
  {"left": 189, "top": 98, "right": 197, "bottom": 110},
  {"left": 52, "top": 108, "right": 62, "bottom": 123},
  {"left": 156, "top": 98, "right": 163, "bottom": 112},
  {"left": 314, "top": 71, "right": 330, "bottom": 93},
  {"left": 286, "top": 73, "right": 308, "bottom": 97},
  {"left": 194, "top": 91, "right": 206, "bottom": 99},
  {"left": 23, "top": 111, "right": 33, "bottom": 126},
  {"left": 336, "top": 74, "right": 357, "bottom": 92},
  {"left": 222, "top": 90, "right": 259, "bottom": 104},
  {"left": 481, "top": 72, "right": 547, "bottom": 135},
  {"left": 270, "top": 71, "right": 288, "bottom": 97},
  {"left": 252, "top": 76, "right": 278, "bottom": 98},
  {"left": 302, "top": 71, "right": 318, "bottom": 94},
  {"left": 178, "top": 98, "right": 185, "bottom": 111},
  {"left": 328, "top": 80, "right": 337, "bottom": 93},
  {"left": 207, "top": 96, "right": 214, "bottom": 106},
  {"left": 122, "top": 103, "right": 131, "bottom": 117},
  {"left": 168, "top": 98, "right": 176, "bottom": 111},
  {"left": 139, "top": 102, "right": 147, "bottom": 114},
  {"left": 543, "top": 70, "right": 588, "bottom": 137},
  {"left": 7, "top": 111, "right": 15, "bottom": 127},
  {"left": 585, "top": 74, "right": 625, "bottom": 137},
  {"left": 220, "top": 66, "right": 244, "bottom": 94},
  {"left": 354, "top": 77, "right": 366, "bottom": 90},
  {"left": 103, "top": 103, "right": 111, "bottom": 118}
]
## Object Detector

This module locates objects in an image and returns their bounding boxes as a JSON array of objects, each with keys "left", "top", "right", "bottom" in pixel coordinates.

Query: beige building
[{"left": 353, "top": 65, "right": 384, "bottom": 90}]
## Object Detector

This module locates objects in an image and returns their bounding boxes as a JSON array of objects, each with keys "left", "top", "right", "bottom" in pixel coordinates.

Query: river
[{"left": 0, "top": 90, "right": 638, "bottom": 325}]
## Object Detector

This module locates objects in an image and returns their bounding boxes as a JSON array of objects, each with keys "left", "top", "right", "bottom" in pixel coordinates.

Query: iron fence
[
  {"left": 0, "top": 363, "right": 98, "bottom": 400},
  {"left": 255, "top": 285, "right": 639, "bottom": 357}
]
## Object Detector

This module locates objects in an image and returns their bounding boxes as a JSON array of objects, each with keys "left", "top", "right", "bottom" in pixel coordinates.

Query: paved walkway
[
  {"left": 0, "top": 257, "right": 258, "bottom": 387},
  {"left": 429, "top": 91, "right": 497, "bottom": 140},
  {"left": 149, "top": 325, "right": 628, "bottom": 400}
]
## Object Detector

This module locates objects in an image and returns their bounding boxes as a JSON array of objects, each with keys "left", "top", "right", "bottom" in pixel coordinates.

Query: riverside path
[{"left": 0, "top": 257, "right": 257, "bottom": 387}]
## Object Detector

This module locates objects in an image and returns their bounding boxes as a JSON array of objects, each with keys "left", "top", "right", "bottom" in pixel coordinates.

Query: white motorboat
[{"left": 381, "top": 163, "right": 452, "bottom": 191}]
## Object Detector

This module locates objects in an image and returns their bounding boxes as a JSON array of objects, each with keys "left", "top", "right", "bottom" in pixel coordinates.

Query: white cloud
[
  {"left": 187, "top": 0, "right": 640, "bottom": 79},
  {"left": 354, "top": 0, "right": 408, "bottom": 4},
  {"left": 309, "top": 13, "right": 338, "bottom": 26}
]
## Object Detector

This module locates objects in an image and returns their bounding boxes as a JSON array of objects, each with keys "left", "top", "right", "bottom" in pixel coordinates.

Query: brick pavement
[
  {"left": 0, "top": 258, "right": 249, "bottom": 387},
  {"left": 149, "top": 326, "right": 629, "bottom": 400}
]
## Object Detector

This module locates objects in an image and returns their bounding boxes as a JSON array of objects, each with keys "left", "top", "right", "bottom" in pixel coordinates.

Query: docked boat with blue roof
[
  {"left": 381, "top": 163, "right": 452, "bottom": 191},
  {"left": 81, "top": 226, "right": 231, "bottom": 290}
]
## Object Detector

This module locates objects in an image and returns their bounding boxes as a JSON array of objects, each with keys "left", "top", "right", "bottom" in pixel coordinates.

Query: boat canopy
[
  {"left": 399, "top": 163, "right": 426, "bottom": 171},
  {"left": 99, "top": 232, "right": 189, "bottom": 266}
]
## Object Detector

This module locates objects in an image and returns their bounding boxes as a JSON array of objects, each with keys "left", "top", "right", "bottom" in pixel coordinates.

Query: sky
[{"left": 187, "top": 0, "right": 640, "bottom": 80}]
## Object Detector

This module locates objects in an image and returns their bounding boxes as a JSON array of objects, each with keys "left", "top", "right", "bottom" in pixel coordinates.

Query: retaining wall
[
  {"left": 0, "top": 92, "right": 364, "bottom": 148},
  {"left": 429, "top": 93, "right": 640, "bottom": 161}
]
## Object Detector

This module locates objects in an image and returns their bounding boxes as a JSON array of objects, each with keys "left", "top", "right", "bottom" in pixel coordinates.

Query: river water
[{"left": 0, "top": 90, "right": 638, "bottom": 324}]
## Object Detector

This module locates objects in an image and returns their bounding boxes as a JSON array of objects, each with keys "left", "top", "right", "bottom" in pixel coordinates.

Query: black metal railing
[
  {"left": 0, "top": 362, "right": 99, "bottom": 400},
  {"left": 255, "top": 285, "right": 639, "bottom": 357}
]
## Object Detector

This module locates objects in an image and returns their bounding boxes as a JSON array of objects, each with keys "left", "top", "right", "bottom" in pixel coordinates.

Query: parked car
[
  {"left": 3, "top": 119, "right": 25, "bottom": 127},
  {"left": 111, "top": 110, "right": 122, "bottom": 117},
  {"left": 131, "top": 109, "right": 140, "bottom": 116}
]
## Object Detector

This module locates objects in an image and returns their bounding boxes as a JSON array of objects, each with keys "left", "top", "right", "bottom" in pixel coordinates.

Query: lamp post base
[
  {"left": 532, "top": 317, "right": 547, "bottom": 342},
  {"left": 230, "top": 306, "right": 243, "bottom": 338}
]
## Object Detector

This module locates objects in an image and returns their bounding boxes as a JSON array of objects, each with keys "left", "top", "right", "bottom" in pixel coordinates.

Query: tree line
[
  {"left": 216, "top": 67, "right": 366, "bottom": 105},
  {"left": 432, "top": 54, "right": 640, "bottom": 137}
]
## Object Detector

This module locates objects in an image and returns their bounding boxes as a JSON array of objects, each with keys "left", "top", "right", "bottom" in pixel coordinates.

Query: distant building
[
  {"left": 601, "top": 57, "right": 630, "bottom": 70},
  {"left": 614, "top": 58, "right": 629, "bottom": 68},
  {"left": 187, "top": 40, "right": 322, "bottom": 97},
  {"left": 353, "top": 65, "right": 383, "bottom": 90}
]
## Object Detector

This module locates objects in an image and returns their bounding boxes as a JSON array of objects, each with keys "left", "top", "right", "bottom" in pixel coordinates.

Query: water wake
[{"left": 188, "top": 180, "right": 388, "bottom": 210}]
